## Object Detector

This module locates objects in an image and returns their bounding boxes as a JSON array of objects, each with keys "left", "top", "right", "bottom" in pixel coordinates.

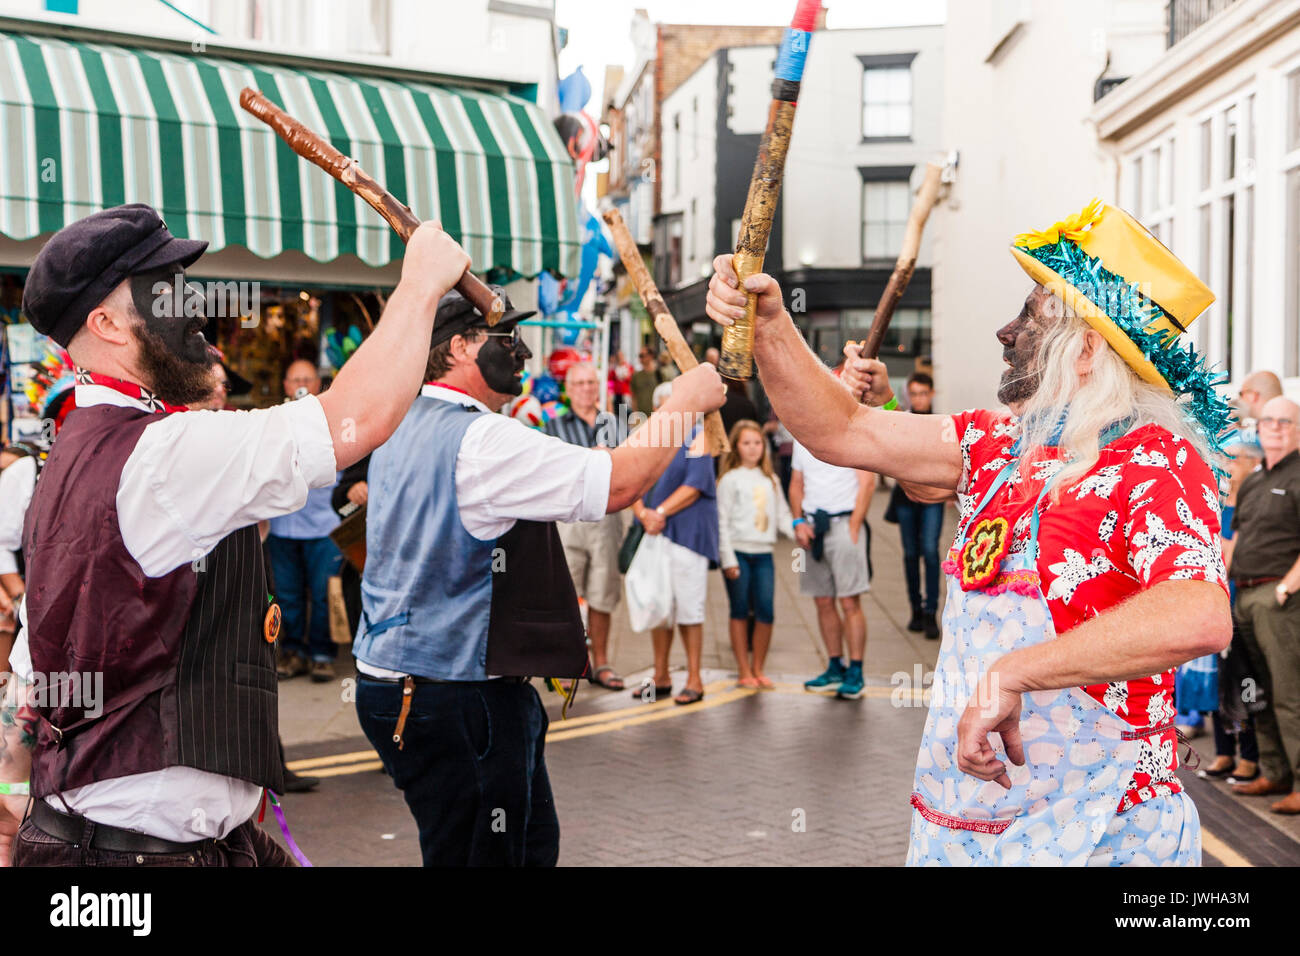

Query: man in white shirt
[
  {"left": 0, "top": 202, "right": 469, "bottom": 867},
  {"left": 789, "top": 440, "right": 875, "bottom": 700},
  {"left": 353, "top": 289, "right": 726, "bottom": 865}
]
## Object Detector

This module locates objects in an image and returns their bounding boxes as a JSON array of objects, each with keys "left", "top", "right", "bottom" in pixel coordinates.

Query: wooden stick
[
  {"left": 854, "top": 162, "right": 945, "bottom": 359},
  {"left": 719, "top": 0, "right": 823, "bottom": 380},
  {"left": 239, "top": 87, "right": 503, "bottom": 325},
  {"left": 602, "top": 208, "right": 730, "bottom": 456}
]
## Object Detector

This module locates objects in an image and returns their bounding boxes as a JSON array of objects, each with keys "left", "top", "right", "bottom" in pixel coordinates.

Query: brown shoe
[
  {"left": 309, "top": 659, "right": 336, "bottom": 683},
  {"left": 1270, "top": 791, "right": 1300, "bottom": 814},
  {"left": 276, "top": 652, "right": 308, "bottom": 680},
  {"left": 1232, "top": 776, "right": 1291, "bottom": 796}
]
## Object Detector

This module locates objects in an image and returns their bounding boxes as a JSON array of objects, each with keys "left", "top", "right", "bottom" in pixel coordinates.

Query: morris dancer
[
  {"left": 0, "top": 204, "right": 468, "bottom": 866},
  {"left": 705, "top": 200, "right": 1233, "bottom": 865},
  {"left": 353, "top": 289, "right": 725, "bottom": 866}
]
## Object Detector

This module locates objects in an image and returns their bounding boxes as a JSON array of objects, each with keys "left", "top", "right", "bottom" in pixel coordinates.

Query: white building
[
  {"left": 658, "top": 24, "right": 944, "bottom": 389},
  {"left": 1093, "top": 0, "right": 1300, "bottom": 393},
  {"left": 931, "top": 0, "right": 1169, "bottom": 413}
]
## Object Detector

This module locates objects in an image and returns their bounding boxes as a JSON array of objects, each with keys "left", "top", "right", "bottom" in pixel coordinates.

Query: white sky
[
  {"left": 556, "top": 0, "right": 947, "bottom": 115},
  {"left": 554, "top": 0, "right": 946, "bottom": 202}
]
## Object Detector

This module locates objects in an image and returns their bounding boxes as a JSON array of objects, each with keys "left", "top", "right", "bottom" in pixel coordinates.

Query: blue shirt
[
  {"left": 268, "top": 479, "right": 340, "bottom": 539},
  {"left": 643, "top": 432, "right": 718, "bottom": 562}
]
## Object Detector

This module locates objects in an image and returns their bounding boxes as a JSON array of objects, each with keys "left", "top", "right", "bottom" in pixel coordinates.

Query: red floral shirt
[{"left": 951, "top": 409, "right": 1227, "bottom": 812}]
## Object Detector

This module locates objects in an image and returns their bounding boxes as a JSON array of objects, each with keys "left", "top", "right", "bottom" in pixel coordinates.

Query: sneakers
[
  {"left": 804, "top": 662, "right": 845, "bottom": 694},
  {"left": 837, "top": 667, "right": 866, "bottom": 700}
]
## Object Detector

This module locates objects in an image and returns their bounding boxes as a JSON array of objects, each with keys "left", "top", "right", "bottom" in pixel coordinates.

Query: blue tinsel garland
[{"left": 1019, "top": 239, "right": 1235, "bottom": 463}]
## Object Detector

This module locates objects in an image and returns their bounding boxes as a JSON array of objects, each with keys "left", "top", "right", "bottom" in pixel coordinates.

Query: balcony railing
[{"left": 1167, "top": 0, "right": 1240, "bottom": 48}]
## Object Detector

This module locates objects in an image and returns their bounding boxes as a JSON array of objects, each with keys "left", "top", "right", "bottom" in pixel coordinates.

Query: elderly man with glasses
[{"left": 1229, "top": 395, "right": 1300, "bottom": 814}]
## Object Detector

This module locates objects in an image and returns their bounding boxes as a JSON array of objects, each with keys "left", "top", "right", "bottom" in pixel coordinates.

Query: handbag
[{"left": 618, "top": 521, "right": 645, "bottom": 575}]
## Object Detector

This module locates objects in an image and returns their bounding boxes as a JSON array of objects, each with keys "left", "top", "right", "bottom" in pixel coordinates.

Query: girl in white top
[{"left": 717, "top": 420, "right": 794, "bottom": 689}]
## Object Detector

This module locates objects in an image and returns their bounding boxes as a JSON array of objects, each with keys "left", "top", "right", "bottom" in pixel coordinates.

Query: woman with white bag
[{"left": 627, "top": 382, "right": 718, "bottom": 705}]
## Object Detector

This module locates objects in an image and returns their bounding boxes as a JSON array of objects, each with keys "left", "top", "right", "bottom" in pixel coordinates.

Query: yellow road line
[
  {"left": 549, "top": 679, "right": 732, "bottom": 728},
  {"left": 311, "top": 760, "right": 386, "bottom": 778},
  {"left": 287, "top": 749, "right": 379, "bottom": 771},
  {"left": 546, "top": 686, "right": 758, "bottom": 742},
  {"left": 1201, "top": 827, "right": 1252, "bottom": 867}
]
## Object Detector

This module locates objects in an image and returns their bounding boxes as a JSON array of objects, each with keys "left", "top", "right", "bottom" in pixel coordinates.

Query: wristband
[
  {"left": 792, "top": 517, "right": 808, "bottom": 527},
  {"left": 0, "top": 781, "right": 29, "bottom": 796},
  {"left": 882, "top": 396, "right": 899, "bottom": 411}
]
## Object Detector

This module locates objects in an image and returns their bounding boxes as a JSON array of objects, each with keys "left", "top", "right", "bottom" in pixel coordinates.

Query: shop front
[{"left": 0, "top": 22, "right": 581, "bottom": 435}]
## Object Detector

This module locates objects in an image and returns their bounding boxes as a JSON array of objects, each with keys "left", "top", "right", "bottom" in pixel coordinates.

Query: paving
[{"left": 271, "top": 494, "right": 1300, "bottom": 866}]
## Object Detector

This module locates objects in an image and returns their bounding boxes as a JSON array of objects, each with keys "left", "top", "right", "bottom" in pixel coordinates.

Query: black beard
[{"left": 132, "top": 322, "right": 217, "bottom": 406}]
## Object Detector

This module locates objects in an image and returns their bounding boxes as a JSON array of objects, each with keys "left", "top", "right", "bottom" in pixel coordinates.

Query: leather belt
[
  {"left": 356, "top": 673, "right": 528, "bottom": 685},
  {"left": 1234, "top": 576, "right": 1281, "bottom": 590},
  {"left": 30, "top": 800, "right": 213, "bottom": 855}
]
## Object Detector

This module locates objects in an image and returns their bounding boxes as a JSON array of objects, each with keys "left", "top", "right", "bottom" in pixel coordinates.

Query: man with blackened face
[
  {"left": 352, "top": 285, "right": 729, "bottom": 865},
  {"left": 124, "top": 265, "right": 219, "bottom": 407}
]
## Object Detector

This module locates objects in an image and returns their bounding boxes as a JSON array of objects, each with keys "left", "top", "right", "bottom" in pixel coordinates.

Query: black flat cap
[
  {"left": 22, "top": 203, "right": 208, "bottom": 347},
  {"left": 430, "top": 284, "right": 536, "bottom": 349}
]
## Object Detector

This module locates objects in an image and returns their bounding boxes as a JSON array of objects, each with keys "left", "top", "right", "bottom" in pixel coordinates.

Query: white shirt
[
  {"left": 11, "top": 383, "right": 338, "bottom": 841},
  {"left": 716, "top": 465, "right": 794, "bottom": 569},
  {"left": 791, "top": 441, "right": 863, "bottom": 514},
  {"left": 0, "top": 454, "right": 36, "bottom": 574},
  {"left": 354, "top": 384, "right": 613, "bottom": 679}
]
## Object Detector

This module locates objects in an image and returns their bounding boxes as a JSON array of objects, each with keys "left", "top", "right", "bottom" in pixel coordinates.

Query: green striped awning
[{"left": 0, "top": 30, "right": 580, "bottom": 277}]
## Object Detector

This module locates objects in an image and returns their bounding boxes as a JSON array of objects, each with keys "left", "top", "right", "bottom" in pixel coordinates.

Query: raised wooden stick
[
  {"left": 239, "top": 87, "right": 503, "bottom": 325},
  {"left": 853, "top": 162, "right": 945, "bottom": 360},
  {"left": 603, "top": 208, "right": 730, "bottom": 456},
  {"left": 719, "top": 0, "right": 822, "bottom": 380}
]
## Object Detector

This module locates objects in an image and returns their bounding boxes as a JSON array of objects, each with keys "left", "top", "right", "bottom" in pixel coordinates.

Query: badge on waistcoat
[
  {"left": 958, "top": 517, "right": 1011, "bottom": 591},
  {"left": 264, "top": 602, "right": 282, "bottom": 643}
]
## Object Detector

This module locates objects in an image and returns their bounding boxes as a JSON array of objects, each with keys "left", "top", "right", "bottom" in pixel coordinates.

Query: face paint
[
  {"left": 130, "top": 266, "right": 211, "bottom": 366},
  {"left": 129, "top": 319, "right": 220, "bottom": 406},
  {"left": 994, "top": 290, "right": 1055, "bottom": 407},
  {"left": 474, "top": 328, "right": 532, "bottom": 396}
]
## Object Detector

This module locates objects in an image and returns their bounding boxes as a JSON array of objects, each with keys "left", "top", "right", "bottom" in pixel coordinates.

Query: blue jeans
[
  {"left": 724, "top": 551, "right": 775, "bottom": 623},
  {"left": 266, "top": 534, "right": 343, "bottom": 661},
  {"left": 896, "top": 499, "right": 943, "bottom": 614},
  {"left": 356, "top": 676, "right": 558, "bottom": 866}
]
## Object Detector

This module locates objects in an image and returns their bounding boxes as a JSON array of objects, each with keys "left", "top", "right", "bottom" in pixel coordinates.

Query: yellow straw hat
[{"left": 1009, "top": 198, "right": 1229, "bottom": 447}]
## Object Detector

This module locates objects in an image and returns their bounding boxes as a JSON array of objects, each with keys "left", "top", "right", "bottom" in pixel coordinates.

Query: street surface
[{"left": 271, "top": 495, "right": 1300, "bottom": 866}]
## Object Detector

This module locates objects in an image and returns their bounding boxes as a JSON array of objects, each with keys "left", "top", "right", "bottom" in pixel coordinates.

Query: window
[
  {"left": 859, "top": 53, "right": 916, "bottom": 140},
  {"left": 673, "top": 113, "right": 681, "bottom": 196},
  {"left": 845, "top": 307, "right": 932, "bottom": 394},
  {"left": 1192, "top": 93, "right": 1257, "bottom": 378},
  {"left": 860, "top": 169, "right": 913, "bottom": 262},
  {"left": 692, "top": 97, "right": 699, "bottom": 160},
  {"left": 1289, "top": 69, "right": 1300, "bottom": 152}
]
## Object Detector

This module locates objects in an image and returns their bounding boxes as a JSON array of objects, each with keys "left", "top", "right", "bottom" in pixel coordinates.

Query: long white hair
[{"left": 1016, "top": 291, "right": 1219, "bottom": 496}]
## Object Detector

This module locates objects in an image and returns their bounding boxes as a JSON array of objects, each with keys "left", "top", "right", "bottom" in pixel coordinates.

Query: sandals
[
  {"left": 674, "top": 687, "right": 705, "bottom": 706},
  {"left": 589, "top": 664, "right": 625, "bottom": 691}
]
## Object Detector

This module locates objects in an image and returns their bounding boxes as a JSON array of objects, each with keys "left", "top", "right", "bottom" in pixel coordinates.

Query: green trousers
[{"left": 1234, "top": 582, "right": 1300, "bottom": 791}]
